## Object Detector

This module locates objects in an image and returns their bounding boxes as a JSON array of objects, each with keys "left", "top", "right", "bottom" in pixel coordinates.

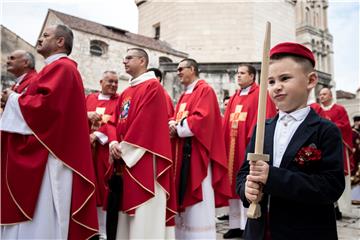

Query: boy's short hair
[{"left": 270, "top": 42, "right": 315, "bottom": 73}]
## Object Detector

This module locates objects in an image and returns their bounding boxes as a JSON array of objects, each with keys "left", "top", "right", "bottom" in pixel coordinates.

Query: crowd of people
[{"left": 1, "top": 24, "right": 359, "bottom": 240}]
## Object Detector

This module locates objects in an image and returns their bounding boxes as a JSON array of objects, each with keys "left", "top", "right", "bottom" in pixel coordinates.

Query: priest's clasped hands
[
  {"left": 245, "top": 160, "right": 270, "bottom": 203},
  {"left": 168, "top": 120, "right": 178, "bottom": 138},
  {"left": 109, "top": 142, "right": 122, "bottom": 163}
]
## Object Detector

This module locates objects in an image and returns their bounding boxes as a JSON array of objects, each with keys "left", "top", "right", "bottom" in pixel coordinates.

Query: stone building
[
  {"left": 136, "top": 0, "right": 333, "bottom": 103},
  {"left": 0, "top": 25, "right": 44, "bottom": 90},
  {"left": 39, "top": 9, "right": 187, "bottom": 92},
  {"left": 337, "top": 89, "right": 360, "bottom": 125}
]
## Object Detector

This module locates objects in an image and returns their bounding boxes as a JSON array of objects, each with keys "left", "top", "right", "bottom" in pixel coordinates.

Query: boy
[{"left": 236, "top": 42, "right": 345, "bottom": 240}]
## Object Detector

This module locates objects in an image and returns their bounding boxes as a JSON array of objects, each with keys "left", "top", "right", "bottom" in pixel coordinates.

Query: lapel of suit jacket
[
  {"left": 279, "top": 109, "right": 321, "bottom": 168},
  {"left": 264, "top": 115, "right": 278, "bottom": 166}
]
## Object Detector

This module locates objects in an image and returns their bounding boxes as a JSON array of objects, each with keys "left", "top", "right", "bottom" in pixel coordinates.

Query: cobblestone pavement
[{"left": 216, "top": 204, "right": 360, "bottom": 240}]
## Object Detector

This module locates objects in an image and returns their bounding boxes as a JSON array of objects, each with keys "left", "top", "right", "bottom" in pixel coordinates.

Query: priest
[
  {"left": 106, "top": 48, "right": 176, "bottom": 239},
  {"left": 0, "top": 25, "right": 98, "bottom": 239},
  {"left": 6, "top": 49, "right": 37, "bottom": 93},
  {"left": 222, "top": 64, "right": 276, "bottom": 239},
  {"left": 86, "top": 70, "right": 119, "bottom": 239},
  {"left": 169, "top": 58, "right": 231, "bottom": 239},
  {"left": 319, "top": 87, "right": 354, "bottom": 217}
]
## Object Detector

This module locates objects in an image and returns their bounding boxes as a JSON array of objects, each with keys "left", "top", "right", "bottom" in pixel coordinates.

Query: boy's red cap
[{"left": 270, "top": 42, "right": 316, "bottom": 67}]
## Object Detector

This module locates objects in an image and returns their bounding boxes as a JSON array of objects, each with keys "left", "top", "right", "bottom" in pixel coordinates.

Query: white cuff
[
  {"left": 109, "top": 141, "right": 118, "bottom": 149},
  {"left": 94, "top": 131, "right": 108, "bottom": 145},
  {"left": 176, "top": 119, "right": 194, "bottom": 137},
  {"left": 120, "top": 142, "right": 146, "bottom": 168},
  {"left": 0, "top": 92, "right": 32, "bottom": 134}
]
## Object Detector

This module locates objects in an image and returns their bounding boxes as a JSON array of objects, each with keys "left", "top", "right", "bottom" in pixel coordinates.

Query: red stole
[
  {"left": 86, "top": 93, "right": 119, "bottom": 206},
  {"left": 173, "top": 80, "right": 231, "bottom": 211},
  {"left": 107, "top": 79, "right": 176, "bottom": 226},
  {"left": 11, "top": 70, "right": 38, "bottom": 93},
  {"left": 323, "top": 104, "right": 354, "bottom": 174},
  {"left": 1, "top": 58, "right": 98, "bottom": 239},
  {"left": 223, "top": 83, "right": 277, "bottom": 198}
]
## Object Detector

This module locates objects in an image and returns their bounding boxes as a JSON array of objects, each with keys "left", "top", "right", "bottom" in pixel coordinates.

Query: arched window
[
  {"left": 159, "top": 56, "right": 173, "bottom": 63},
  {"left": 90, "top": 40, "right": 108, "bottom": 57}
]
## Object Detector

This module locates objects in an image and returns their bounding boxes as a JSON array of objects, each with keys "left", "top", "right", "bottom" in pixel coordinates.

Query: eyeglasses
[
  {"left": 104, "top": 80, "right": 118, "bottom": 85},
  {"left": 123, "top": 55, "right": 143, "bottom": 61},
  {"left": 177, "top": 66, "right": 191, "bottom": 72}
]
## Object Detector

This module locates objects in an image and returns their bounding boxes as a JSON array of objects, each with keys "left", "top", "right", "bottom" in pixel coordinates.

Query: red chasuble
[
  {"left": 323, "top": 104, "right": 354, "bottom": 174},
  {"left": 86, "top": 93, "right": 119, "bottom": 206},
  {"left": 11, "top": 69, "right": 38, "bottom": 93},
  {"left": 164, "top": 89, "right": 175, "bottom": 120},
  {"left": 106, "top": 79, "right": 176, "bottom": 226},
  {"left": 309, "top": 102, "right": 327, "bottom": 118},
  {"left": 1, "top": 70, "right": 39, "bottom": 205},
  {"left": 1, "top": 58, "right": 98, "bottom": 239},
  {"left": 223, "top": 83, "right": 277, "bottom": 198},
  {"left": 173, "top": 80, "right": 231, "bottom": 211}
]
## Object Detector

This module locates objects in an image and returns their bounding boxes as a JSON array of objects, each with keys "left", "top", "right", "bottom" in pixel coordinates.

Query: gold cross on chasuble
[
  {"left": 230, "top": 105, "right": 247, "bottom": 129},
  {"left": 176, "top": 103, "right": 189, "bottom": 123},
  {"left": 228, "top": 105, "right": 247, "bottom": 185}
]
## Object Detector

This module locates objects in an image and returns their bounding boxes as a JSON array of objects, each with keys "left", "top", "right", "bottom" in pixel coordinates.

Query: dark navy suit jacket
[{"left": 236, "top": 109, "right": 345, "bottom": 240}]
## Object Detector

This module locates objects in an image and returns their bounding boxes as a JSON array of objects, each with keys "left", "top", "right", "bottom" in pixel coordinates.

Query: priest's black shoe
[{"left": 223, "top": 228, "right": 243, "bottom": 239}]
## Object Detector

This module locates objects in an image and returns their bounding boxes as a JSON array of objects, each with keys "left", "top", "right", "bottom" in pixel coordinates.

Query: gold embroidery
[
  {"left": 102, "top": 114, "right": 111, "bottom": 123},
  {"left": 176, "top": 103, "right": 188, "bottom": 123},
  {"left": 228, "top": 105, "right": 247, "bottom": 185}
]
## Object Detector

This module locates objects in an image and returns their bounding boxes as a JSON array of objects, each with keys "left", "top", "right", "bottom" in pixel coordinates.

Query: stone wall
[
  {"left": 1, "top": 25, "right": 44, "bottom": 90},
  {"left": 138, "top": 1, "right": 296, "bottom": 63},
  {"left": 42, "top": 12, "right": 185, "bottom": 92},
  {"left": 338, "top": 96, "right": 360, "bottom": 125}
]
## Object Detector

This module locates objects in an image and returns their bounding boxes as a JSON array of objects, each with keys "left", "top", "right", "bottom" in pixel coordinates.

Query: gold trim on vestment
[
  {"left": 3, "top": 150, "right": 32, "bottom": 225},
  {"left": 228, "top": 127, "right": 237, "bottom": 185},
  {"left": 123, "top": 167, "right": 155, "bottom": 213},
  {"left": 121, "top": 141, "right": 174, "bottom": 199},
  {"left": 31, "top": 130, "right": 98, "bottom": 232},
  {"left": 122, "top": 141, "right": 173, "bottom": 164},
  {"left": 227, "top": 105, "right": 247, "bottom": 186}
]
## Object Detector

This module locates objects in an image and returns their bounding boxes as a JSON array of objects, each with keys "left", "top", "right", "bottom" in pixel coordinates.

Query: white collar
[
  {"left": 239, "top": 84, "right": 252, "bottom": 96},
  {"left": 278, "top": 106, "right": 310, "bottom": 122},
  {"left": 321, "top": 102, "right": 334, "bottom": 111},
  {"left": 98, "top": 93, "right": 112, "bottom": 100},
  {"left": 15, "top": 73, "right": 27, "bottom": 84},
  {"left": 184, "top": 79, "right": 200, "bottom": 94},
  {"left": 129, "top": 71, "right": 155, "bottom": 87},
  {"left": 45, "top": 53, "right": 67, "bottom": 65}
]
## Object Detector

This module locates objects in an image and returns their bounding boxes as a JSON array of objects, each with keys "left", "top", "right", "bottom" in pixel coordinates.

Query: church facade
[
  {"left": 136, "top": 0, "right": 333, "bottom": 104},
  {"left": 2, "top": 1, "right": 334, "bottom": 104}
]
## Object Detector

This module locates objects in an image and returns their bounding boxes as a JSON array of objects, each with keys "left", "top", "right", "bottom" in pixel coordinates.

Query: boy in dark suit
[{"left": 236, "top": 42, "right": 345, "bottom": 240}]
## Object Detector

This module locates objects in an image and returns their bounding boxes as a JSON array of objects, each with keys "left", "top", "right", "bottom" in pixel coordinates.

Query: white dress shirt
[{"left": 273, "top": 106, "right": 310, "bottom": 167}]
